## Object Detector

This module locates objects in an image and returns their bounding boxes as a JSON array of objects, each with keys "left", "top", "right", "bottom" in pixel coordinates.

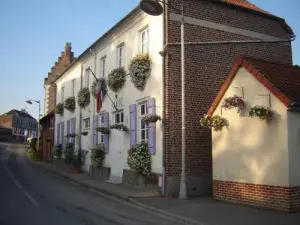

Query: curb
[{"left": 31, "top": 160, "right": 207, "bottom": 225}]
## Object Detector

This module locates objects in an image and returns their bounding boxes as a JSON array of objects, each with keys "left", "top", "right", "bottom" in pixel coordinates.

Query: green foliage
[
  {"left": 127, "top": 141, "right": 151, "bottom": 176},
  {"left": 53, "top": 144, "right": 62, "bottom": 159},
  {"left": 141, "top": 114, "right": 161, "bottom": 124},
  {"left": 55, "top": 103, "right": 64, "bottom": 115},
  {"left": 129, "top": 54, "right": 151, "bottom": 90},
  {"left": 77, "top": 87, "right": 90, "bottom": 108},
  {"left": 81, "top": 131, "right": 88, "bottom": 136},
  {"left": 249, "top": 105, "right": 273, "bottom": 121},
  {"left": 63, "top": 143, "right": 74, "bottom": 163},
  {"left": 200, "top": 114, "right": 228, "bottom": 132},
  {"left": 64, "top": 96, "right": 76, "bottom": 112},
  {"left": 96, "top": 127, "right": 110, "bottom": 134},
  {"left": 107, "top": 68, "right": 127, "bottom": 92},
  {"left": 91, "top": 144, "right": 106, "bottom": 168},
  {"left": 110, "top": 124, "right": 129, "bottom": 132},
  {"left": 91, "top": 78, "right": 106, "bottom": 98}
]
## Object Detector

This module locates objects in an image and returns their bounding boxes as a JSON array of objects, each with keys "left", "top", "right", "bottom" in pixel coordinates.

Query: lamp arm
[{"left": 156, "top": 0, "right": 183, "bottom": 12}]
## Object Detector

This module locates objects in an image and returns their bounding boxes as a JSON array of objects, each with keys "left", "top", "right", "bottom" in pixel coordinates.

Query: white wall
[
  {"left": 287, "top": 111, "right": 300, "bottom": 187},
  {"left": 212, "top": 67, "right": 289, "bottom": 186},
  {"left": 55, "top": 9, "right": 164, "bottom": 175}
]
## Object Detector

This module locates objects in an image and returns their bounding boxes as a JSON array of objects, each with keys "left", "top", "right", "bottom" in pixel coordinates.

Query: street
[{"left": 0, "top": 142, "right": 183, "bottom": 225}]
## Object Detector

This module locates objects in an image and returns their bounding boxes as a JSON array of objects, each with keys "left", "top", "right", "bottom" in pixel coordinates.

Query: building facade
[
  {"left": 43, "top": 43, "right": 75, "bottom": 115},
  {"left": 53, "top": 0, "right": 295, "bottom": 200},
  {"left": 0, "top": 109, "right": 38, "bottom": 141},
  {"left": 40, "top": 111, "right": 55, "bottom": 163}
]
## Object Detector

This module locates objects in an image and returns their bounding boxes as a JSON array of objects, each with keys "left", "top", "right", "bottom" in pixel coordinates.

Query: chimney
[{"left": 65, "top": 42, "right": 72, "bottom": 56}]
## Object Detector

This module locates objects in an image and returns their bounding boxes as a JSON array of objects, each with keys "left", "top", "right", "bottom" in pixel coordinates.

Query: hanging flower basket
[
  {"left": 127, "top": 141, "right": 151, "bottom": 177},
  {"left": 91, "top": 78, "right": 106, "bottom": 98},
  {"left": 91, "top": 144, "right": 105, "bottom": 168},
  {"left": 107, "top": 68, "right": 127, "bottom": 92},
  {"left": 66, "top": 133, "right": 77, "bottom": 138},
  {"left": 141, "top": 114, "right": 161, "bottom": 124},
  {"left": 222, "top": 95, "right": 245, "bottom": 114},
  {"left": 55, "top": 103, "right": 64, "bottom": 115},
  {"left": 200, "top": 114, "right": 228, "bottom": 132},
  {"left": 110, "top": 124, "right": 129, "bottom": 132},
  {"left": 129, "top": 54, "right": 151, "bottom": 91},
  {"left": 77, "top": 87, "right": 90, "bottom": 108},
  {"left": 81, "top": 131, "right": 88, "bottom": 136},
  {"left": 64, "top": 96, "right": 76, "bottom": 112},
  {"left": 96, "top": 127, "right": 110, "bottom": 134},
  {"left": 249, "top": 105, "right": 273, "bottom": 121}
]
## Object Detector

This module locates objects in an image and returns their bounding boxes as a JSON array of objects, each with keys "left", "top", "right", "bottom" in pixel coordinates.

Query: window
[
  {"left": 84, "top": 69, "right": 89, "bottom": 87},
  {"left": 140, "top": 27, "right": 149, "bottom": 54},
  {"left": 139, "top": 102, "right": 148, "bottom": 141},
  {"left": 28, "top": 121, "right": 31, "bottom": 127},
  {"left": 61, "top": 87, "right": 65, "bottom": 102},
  {"left": 83, "top": 118, "right": 90, "bottom": 129},
  {"left": 115, "top": 111, "right": 124, "bottom": 124},
  {"left": 117, "top": 44, "right": 124, "bottom": 68},
  {"left": 71, "top": 79, "right": 76, "bottom": 96},
  {"left": 101, "top": 56, "right": 106, "bottom": 78},
  {"left": 99, "top": 115, "right": 105, "bottom": 143}
]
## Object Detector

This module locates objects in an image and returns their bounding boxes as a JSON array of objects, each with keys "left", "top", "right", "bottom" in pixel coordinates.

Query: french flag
[{"left": 96, "top": 81, "right": 105, "bottom": 113}]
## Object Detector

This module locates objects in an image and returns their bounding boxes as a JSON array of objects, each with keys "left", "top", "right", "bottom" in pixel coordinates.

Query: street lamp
[
  {"left": 139, "top": 0, "right": 187, "bottom": 199},
  {"left": 26, "top": 100, "right": 41, "bottom": 151}
]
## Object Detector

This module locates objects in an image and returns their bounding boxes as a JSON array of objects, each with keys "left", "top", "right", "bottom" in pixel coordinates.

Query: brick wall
[
  {"left": 44, "top": 43, "right": 75, "bottom": 114},
  {"left": 0, "top": 116, "right": 12, "bottom": 129},
  {"left": 213, "top": 180, "right": 300, "bottom": 211},
  {"left": 164, "top": 0, "right": 293, "bottom": 193}
]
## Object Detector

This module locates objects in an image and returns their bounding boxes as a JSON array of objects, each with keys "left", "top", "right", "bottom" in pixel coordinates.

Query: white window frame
[
  {"left": 140, "top": 27, "right": 149, "bottom": 54},
  {"left": 116, "top": 43, "right": 124, "bottom": 68},
  {"left": 99, "top": 114, "right": 105, "bottom": 144},
  {"left": 84, "top": 69, "right": 89, "bottom": 87},
  {"left": 71, "top": 79, "right": 76, "bottom": 97},
  {"left": 61, "top": 87, "right": 65, "bottom": 102},
  {"left": 114, "top": 111, "right": 124, "bottom": 124},
  {"left": 83, "top": 117, "right": 90, "bottom": 130},
  {"left": 101, "top": 56, "right": 106, "bottom": 78},
  {"left": 138, "top": 102, "right": 148, "bottom": 142}
]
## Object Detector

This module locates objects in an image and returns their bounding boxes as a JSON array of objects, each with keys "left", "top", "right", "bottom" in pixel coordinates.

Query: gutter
[{"left": 288, "top": 102, "right": 300, "bottom": 112}]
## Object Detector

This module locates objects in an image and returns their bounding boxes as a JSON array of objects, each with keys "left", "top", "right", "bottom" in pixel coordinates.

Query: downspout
[
  {"left": 78, "top": 65, "right": 83, "bottom": 166},
  {"left": 90, "top": 49, "right": 97, "bottom": 149}
]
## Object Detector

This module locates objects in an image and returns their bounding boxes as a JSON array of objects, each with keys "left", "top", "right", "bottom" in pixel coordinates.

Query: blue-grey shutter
[
  {"left": 93, "top": 115, "right": 98, "bottom": 146},
  {"left": 129, "top": 104, "right": 137, "bottom": 148},
  {"left": 57, "top": 123, "right": 60, "bottom": 145},
  {"left": 147, "top": 98, "right": 156, "bottom": 155},
  {"left": 72, "top": 118, "right": 76, "bottom": 149},
  {"left": 61, "top": 122, "right": 65, "bottom": 149},
  {"left": 103, "top": 112, "right": 109, "bottom": 153}
]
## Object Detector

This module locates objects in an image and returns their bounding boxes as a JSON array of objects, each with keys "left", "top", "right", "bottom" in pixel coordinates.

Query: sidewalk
[{"left": 32, "top": 160, "right": 300, "bottom": 225}]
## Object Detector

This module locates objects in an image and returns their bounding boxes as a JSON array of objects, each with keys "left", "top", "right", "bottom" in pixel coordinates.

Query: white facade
[
  {"left": 212, "top": 67, "right": 300, "bottom": 187},
  {"left": 55, "top": 8, "right": 164, "bottom": 184}
]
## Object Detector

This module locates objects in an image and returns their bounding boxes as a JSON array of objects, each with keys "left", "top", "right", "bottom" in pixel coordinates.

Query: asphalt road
[{"left": 0, "top": 142, "right": 182, "bottom": 225}]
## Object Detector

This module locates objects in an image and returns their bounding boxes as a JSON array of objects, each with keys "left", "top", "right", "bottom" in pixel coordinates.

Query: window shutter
[
  {"left": 129, "top": 104, "right": 137, "bottom": 148},
  {"left": 61, "top": 122, "right": 65, "bottom": 149},
  {"left": 103, "top": 112, "right": 109, "bottom": 153},
  {"left": 72, "top": 118, "right": 76, "bottom": 149},
  {"left": 93, "top": 115, "right": 98, "bottom": 146},
  {"left": 67, "top": 120, "right": 70, "bottom": 142},
  {"left": 57, "top": 123, "right": 60, "bottom": 145},
  {"left": 147, "top": 98, "right": 156, "bottom": 155}
]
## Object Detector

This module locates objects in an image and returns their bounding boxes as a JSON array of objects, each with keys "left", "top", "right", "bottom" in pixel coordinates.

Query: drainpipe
[
  {"left": 78, "top": 65, "right": 83, "bottom": 165},
  {"left": 90, "top": 49, "right": 97, "bottom": 149}
]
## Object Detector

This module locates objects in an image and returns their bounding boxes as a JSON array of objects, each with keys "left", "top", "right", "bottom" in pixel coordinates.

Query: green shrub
[
  {"left": 63, "top": 143, "right": 74, "bottom": 163},
  {"left": 53, "top": 144, "right": 62, "bottom": 159},
  {"left": 91, "top": 144, "right": 105, "bottom": 168}
]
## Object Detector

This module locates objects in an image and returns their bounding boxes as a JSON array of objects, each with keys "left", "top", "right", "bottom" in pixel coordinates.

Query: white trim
[
  {"left": 135, "top": 96, "right": 150, "bottom": 104},
  {"left": 170, "top": 13, "right": 287, "bottom": 41}
]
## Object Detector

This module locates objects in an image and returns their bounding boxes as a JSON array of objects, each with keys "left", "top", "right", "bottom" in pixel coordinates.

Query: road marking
[{"left": 3, "top": 166, "right": 38, "bottom": 206}]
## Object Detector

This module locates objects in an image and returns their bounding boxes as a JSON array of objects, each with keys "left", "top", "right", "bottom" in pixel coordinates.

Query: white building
[{"left": 54, "top": 7, "right": 164, "bottom": 186}]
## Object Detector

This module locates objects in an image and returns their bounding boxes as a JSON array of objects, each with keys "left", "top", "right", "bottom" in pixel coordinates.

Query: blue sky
[{"left": 0, "top": 0, "right": 299, "bottom": 120}]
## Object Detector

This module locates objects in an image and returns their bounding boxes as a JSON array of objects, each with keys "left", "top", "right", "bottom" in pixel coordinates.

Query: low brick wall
[{"left": 213, "top": 180, "right": 300, "bottom": 212}]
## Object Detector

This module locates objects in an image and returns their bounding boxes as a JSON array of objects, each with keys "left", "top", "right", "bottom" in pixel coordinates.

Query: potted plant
[
  {"left": 91, "top": 144, "right": 106, "bottom": 168},
  {"left": 200, "top": 114, "right": 228, "bottom": 131},
  {"left": 222, "top": 95, "right": 245, "bottom": 115},
  {"left": 96, "top": 127, "right": 110, "bottom": 134},
  {"left": 141, "top": 114, "right": 161, "bottom": 124},
  {"left": 64, "top": 96, "right": 76, "bottom": 112},
  {"left": 77, "top": 87, "right": 90, "bottom": 108},
  {"left": 249, "top": 105, "right": 273, "bottom": 121},
  {"left": 129, "top": 54, "right": 151, "bottom": 90},
  {"left": 107, "top": 68, "right": 127, "bottom": 92},
  {"left": 110, "top": 124, "right": 129, "bottom": 132},
  {"left": 55, "top": 103, "right": 64, "bottom": 115}
]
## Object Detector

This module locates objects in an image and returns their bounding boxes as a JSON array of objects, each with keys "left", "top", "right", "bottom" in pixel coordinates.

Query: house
[
  {"left": 43, "top": 43, "right": 75, "bottom": 115},
  {"left": 52, "top": 0, "right": 294, "bottom": 196},
  {"left": 207, "top": 56, "right": 300, "bottom": 211},
  {"left": 0, "top": 109, "right": 38, "bottom": 142},
  {"left": 40, "top": 111, "right": 55, "bottom": 163}
]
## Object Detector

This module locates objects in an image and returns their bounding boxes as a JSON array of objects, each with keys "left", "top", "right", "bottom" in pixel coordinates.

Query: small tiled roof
[
  {"left": 40, "top": 110, "right": 54, "bottom": 122},
  {"left": 208, "top": 57, "right": 300, "bottom": 116},
  {"left": 222, "top": 0, "right": 270, "bottom": 15}
]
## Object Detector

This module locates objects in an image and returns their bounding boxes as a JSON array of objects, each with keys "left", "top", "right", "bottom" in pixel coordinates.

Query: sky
[{"left": 0, "top": 0, "right": 299, "bottom": 120}]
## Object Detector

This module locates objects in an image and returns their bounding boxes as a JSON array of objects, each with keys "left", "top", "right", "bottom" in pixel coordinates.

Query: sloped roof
[
  {"left": 208, "top": 56, "right": 300, "bottom": 116},
  {"left": 3, "top": 109, "right": 36, "bottom": 120},
  {"left": 40, "top": 110, "right": 54, "bottom": 122},
  {"left": 222, "top": 0, "right": 270, "bottom": 15}
]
